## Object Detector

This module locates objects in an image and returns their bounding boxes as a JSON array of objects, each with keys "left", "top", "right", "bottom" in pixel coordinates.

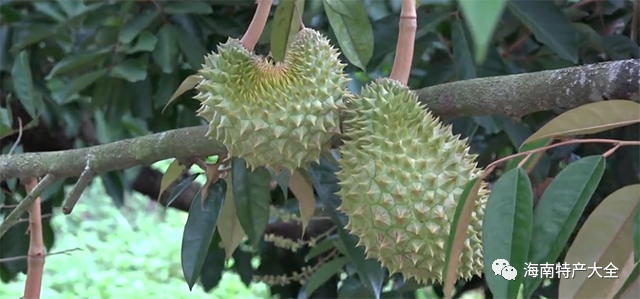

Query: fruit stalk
[
  {"left": 389, "top": 0, "right": 417, "bottom": 86},
  {"left": 240, "top": 0, "right": 274, "bottom": 51}
]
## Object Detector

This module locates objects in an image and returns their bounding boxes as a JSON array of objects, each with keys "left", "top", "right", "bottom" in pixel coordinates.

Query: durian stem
[
  {"left": 389, "top": 0, "right": 417, "bottom": 86},
  {"left": 240, "top": 0, "right": 274, "bottom": 51}
]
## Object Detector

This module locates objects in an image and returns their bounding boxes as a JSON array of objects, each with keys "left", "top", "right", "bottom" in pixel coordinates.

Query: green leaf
[
  {"left": 322, "top": 0, "right": 374, "bottom": 70},
  {"left": 458, "top": 0, "right": 507, "bottom": 64},
  {"left": 307, "top": 157, "right": 384, "bottom": 299},
  {"left": 165, "top": 173, "right": 201, "bottom": 208},
  {"left": 0, "top": 26, "right": 11, "bottom": 72},
  {"left": 109, "top": 59, "right": 147, "bottom": 82},
  {"left": 11, "top": 51, "right": 37, "bottom": 118},
  {"left": 121, "top": 31, "right": 157, "bottom": 54},
  {"left": 199, "top": 232, "right": 225, "bottom": 292},
  {"left": 269, "top": 168, "right": 291, "bottom": 199},
  {"left": 483, "top": 168, "right": 533, "bottom": 299},
  {"left": 231, "top": 158, "right": 271, "bottom": 249},
  {"left": 60, "top": 69, "right": 109, "bottom": 104},
  {"left": 181, "top": 179, "right": 227, "bottom": 290},
  {"left": 451, "top": 19, "right": 477, "bottom": 80},
  {"left": 522, "top": 155, "right": 605, "bottom": 299},
  {"left": 0, "top": 219, "right": 29, "bottom": 276},
  {"left": 232, "top": 249, "right": 253, "bottom": 286},
  {"left": 153, "top": 72, "right": 179, "bottom": 109},
  {"left": 119, "top": 10, "right": 159, "bottom": 44},
  {"left": 299, "top": 257, "right": 349, "bottom": 298},
  {"left": 270, "top": 0, "right": 305, "bottom": 62},
  {"left": 177, "top": 27, "right": 207, "bottom": 70},
  {"left": 0, "top": 108, "right": 12, "bottom": 139},
  {"left": 10, "top": 24, "right": 55, "bottom": 53},
  {"left": 46, "top": 48, "right": 111, "bottom": 79},
  {"left": 0, "top": 5, "right": 22, "bottom": 23},
  {"left": 507, "top": 0, "right": 578, "bottom": 63},
  {"left": 120, "top": 1, "right": 135, "bottom": 17},
  {"left": 163, "top": 1, "right": 213, "bottom": 14},
  {"left": 152, "top": 25, "right": 179, "bottom": 73}
]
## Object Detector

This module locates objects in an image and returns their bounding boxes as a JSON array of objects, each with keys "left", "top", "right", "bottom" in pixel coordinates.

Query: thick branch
[
  {"left": 416, "top": 59, "right": 639, "bottom": 119},
  {"left": 0, "top": 126, "right": 225, "bottom": 182},
  {"left": 0, "top": 59, "right": 638, "bottom": 182}
]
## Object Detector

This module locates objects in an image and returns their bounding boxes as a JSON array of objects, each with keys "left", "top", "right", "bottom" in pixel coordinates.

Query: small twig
[
  {"left": 389, "top": 0, "right": 417, "bottom": 85},
  {"left": 62, "top": 163, "right": 95, "bottom": 215},
  {"left": 8, "top": 118, "right": 23, "bottom": 155},
  {"left": 23, "top": 178, "right": 44, "bottom": 299},
  {"left": 0, "top": 204, "right": 18, "bottom": 209},
  {"left": 0, "top": 174, "right": 56, "bottom": 239},
  {"left": 240, "top": 0, "right": 273, "bottom": 51},
  {"left": 486, "top": 138, "right": 640, "bottom": 171},
  {"left": 16, "top": 214, "right": 52, "bottom": 225},
  {"left": 0, "top": 248, "right": 83, "bottom": 264},
  {"left": 502, "top": 31, "right": 531, "bottom": 58},
  {"left": 602, "top": 143, "right": 621, "bottom": 158},
  {"left": 517, "top": 152, "right": 533, "bottom": 168}
]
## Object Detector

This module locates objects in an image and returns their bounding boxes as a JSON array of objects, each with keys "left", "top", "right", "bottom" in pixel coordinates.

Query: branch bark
[
  {"left": 415, "top": 59, "right": 639, "bottom": 119},
  {"left": 0, "top": 59, "right": 638, "bottom": 182},
  {"left": 0, "top": 126, "right": 226, "bottom": 182}
]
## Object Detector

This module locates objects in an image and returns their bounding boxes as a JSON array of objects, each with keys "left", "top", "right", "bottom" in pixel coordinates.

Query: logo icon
[
  {"left": 501, "top": 265, "right": 518, "bottom": 280},
  {"left": 492, "top": 259, "right": 510, "bottom": 276},
  {"left": 492, "top": 259, "right": 518, "bottom": 280}
]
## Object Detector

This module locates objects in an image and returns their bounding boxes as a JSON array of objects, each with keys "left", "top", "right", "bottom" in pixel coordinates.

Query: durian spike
[
  {"left": 388, "top": 0, "right": 417, "bottom": 86},
  {"left": 240, "top": 0, "right": 274, "bottom": 51}
]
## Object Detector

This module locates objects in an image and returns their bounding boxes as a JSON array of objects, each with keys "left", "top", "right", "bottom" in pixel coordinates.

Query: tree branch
[
  {"left": 0, "top": 59, "right": 637, "bottom": 182},
  {"left": 0, "top": 126, "right": 225, "bottom": 182},
  {"left": 415, "top": 59, "right": 639, "bottom": 119},
  {"left": 0, "top": 174, "right": 55, "bottom": 238}
]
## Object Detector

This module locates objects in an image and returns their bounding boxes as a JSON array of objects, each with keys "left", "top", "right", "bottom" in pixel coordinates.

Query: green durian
[
  {"left": 194, "top": 28, "right": 349, "bottom": 171},
  {"left": 336, "top": 78, "right": 489, "bottom": 284}
]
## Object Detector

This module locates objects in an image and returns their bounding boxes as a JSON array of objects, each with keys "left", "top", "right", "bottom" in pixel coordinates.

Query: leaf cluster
[{"left": 0, "top": 1, "right": 638, "bottom": 298}]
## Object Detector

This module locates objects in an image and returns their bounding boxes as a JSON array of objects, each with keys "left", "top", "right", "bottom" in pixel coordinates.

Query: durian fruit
[
  {"left": 194, "top": 28, "right": 349, "bottom": 171},
  {"left": 336, "top": 78, "right": 489, "bottom": 284}
]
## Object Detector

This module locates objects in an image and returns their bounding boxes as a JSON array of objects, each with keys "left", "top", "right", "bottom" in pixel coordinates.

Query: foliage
[
  {"left": 0, "top": 176, "right": 271, "bottom": 299},
  {"left": 0, "top": 0, "right": 639, "bottom": 299}
]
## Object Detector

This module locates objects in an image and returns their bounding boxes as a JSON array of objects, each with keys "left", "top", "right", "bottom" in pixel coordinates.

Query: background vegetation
[{"left": 0, "top": 0, "right": 638, "bottom": 298}]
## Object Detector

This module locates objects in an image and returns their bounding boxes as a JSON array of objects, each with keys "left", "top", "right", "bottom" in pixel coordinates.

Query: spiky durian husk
[
  {"left": 336, "top": 78, "right": 489, "bottom": 285},
  {"left": 194, "top": 28, "right": 349, "bottom": 171}
]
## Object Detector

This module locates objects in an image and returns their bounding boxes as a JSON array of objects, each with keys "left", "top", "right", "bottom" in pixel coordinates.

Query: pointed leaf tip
[
  {"left": 181, "top": 179, "right": 227, "bottom": 289},
  {"left": 163, "top": 74, "right": 201, "bottom": 113}
]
